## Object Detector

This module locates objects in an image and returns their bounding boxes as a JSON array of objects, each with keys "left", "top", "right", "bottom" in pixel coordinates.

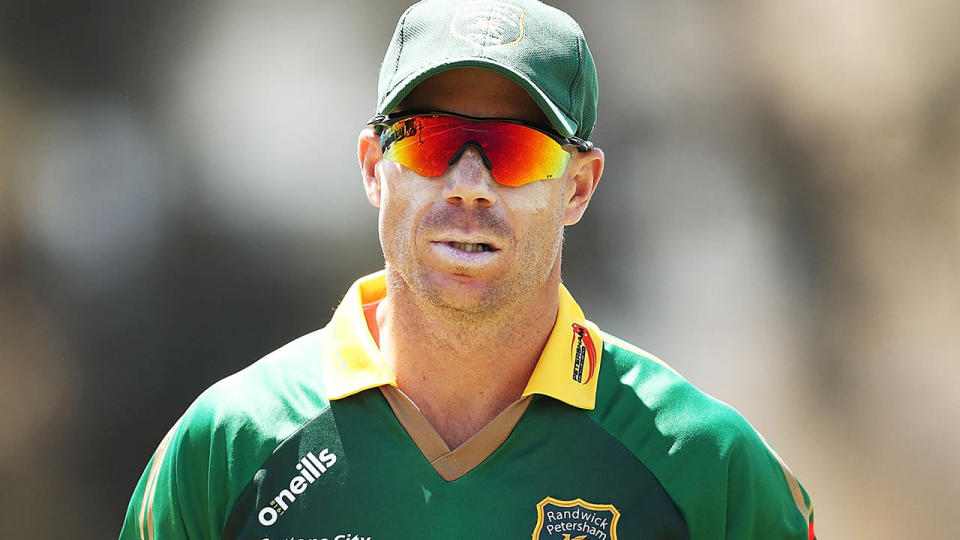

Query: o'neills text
[{"left": 258, "top": 449, "right": 338, "bottom": 527}]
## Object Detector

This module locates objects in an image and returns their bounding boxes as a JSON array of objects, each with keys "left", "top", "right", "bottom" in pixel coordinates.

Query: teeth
[{"left": 448, "top": 241, "right": 491, "bottom": 253}]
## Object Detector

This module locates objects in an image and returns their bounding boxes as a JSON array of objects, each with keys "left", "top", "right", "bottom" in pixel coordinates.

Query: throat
[
  {"left": 379, "top": 313, "right": 545, "bottom": 449},
  {"left": 375, "top": 268, "right": 560, "bottom": 447},
  {"left": 412, "top": 385, "right": 527, "bottom": 450}
]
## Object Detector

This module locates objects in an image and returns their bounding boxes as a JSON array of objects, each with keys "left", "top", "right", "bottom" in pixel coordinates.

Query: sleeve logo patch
[
  {"left": 570, "top": 324, "right": 597, "bottom": 385},
  {"left": 532, "top": 497, "right": 620, "bottom": 540},
  {"left": 450, "top": 1, "right": 526, "bottom": 47}
]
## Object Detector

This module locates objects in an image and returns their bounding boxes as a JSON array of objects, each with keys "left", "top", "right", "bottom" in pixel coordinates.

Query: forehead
[{"left": 397, "top": 68, "right": 550, "bottom": 126}]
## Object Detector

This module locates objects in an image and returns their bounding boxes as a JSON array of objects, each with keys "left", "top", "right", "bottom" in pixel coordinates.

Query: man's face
[{"left": 367, "top": 68, "right": 579, "bottom": 314}]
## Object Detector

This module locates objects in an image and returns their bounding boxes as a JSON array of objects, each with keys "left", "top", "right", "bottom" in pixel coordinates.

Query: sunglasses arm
[{"left": 567, "top": 136, "right": 594, "bottom": 152}]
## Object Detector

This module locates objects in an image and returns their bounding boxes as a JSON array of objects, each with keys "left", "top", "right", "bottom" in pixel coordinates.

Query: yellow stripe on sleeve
[{"left": 138, "top": 418, "right": 182, "bottom": 540}]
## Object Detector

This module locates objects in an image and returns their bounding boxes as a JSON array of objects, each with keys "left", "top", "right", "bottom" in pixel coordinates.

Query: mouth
[
  {"left": 446, "top": 241, "right": 494, "bottom": 253},
  {"left": 427, "top": 237, "right": 503, "bottom": 269}
]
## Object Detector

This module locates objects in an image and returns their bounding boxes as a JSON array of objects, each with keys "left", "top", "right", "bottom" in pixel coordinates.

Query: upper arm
[
  {"left": 716, "top": 412, "right": 814, "bottom": 539},
  {"left": 118, "top": 410, "right": 222, "bottom": 540},
  {"left": 119, "top": 419, "right": 195, "bottom": 540}
]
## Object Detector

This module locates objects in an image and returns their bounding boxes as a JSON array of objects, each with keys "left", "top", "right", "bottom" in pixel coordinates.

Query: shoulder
[
  {"left": 593, "top": 332, "right": 753, "bottom": 452},
  {"left": 591, "top": 332, "right": 813, "bottom": 538},
  {"left": 122, "top": 327, "right": 337, "bottom": 540},
  {"left": 172, "top": 327, "right": 335, "bottom": 474},
  {"left": 183, "top": 327, "right": 332, "bottom": 438},
  {"left": 163, "top": 328, "right": 335, "bottom": 533}
]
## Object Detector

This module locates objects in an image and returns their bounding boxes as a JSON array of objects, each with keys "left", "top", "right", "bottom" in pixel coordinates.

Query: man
[{"left": 120, "top": 1, "right": 815, "bottom": 538}]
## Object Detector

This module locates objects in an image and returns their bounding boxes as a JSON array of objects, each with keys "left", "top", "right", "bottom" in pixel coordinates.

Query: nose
[{"left": 442, "top": 146, "right": 498, "bottom": 207}]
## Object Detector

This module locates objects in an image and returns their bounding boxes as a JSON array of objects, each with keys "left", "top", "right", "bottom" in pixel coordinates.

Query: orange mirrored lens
[{"left": 380, "top": 115, "right": 571, "bottom": 187}]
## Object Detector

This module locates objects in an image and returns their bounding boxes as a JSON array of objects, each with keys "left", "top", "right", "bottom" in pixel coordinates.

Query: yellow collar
[{"left": 321, "top": 271, "right": 604, "bottom": 409}]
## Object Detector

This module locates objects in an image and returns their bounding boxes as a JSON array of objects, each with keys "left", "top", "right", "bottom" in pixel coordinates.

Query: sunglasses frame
[{"left": 367, "top": 110, "right": 595, "bottom": 153}]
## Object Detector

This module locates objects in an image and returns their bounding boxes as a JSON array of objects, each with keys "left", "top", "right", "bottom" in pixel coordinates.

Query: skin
[{"left": 357, "top": 68, "right": 604, "bottom": 448}]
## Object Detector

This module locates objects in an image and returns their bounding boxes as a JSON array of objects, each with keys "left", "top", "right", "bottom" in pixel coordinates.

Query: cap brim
[{"left": 378, "top": 58, "right": 578, "bottom": 138}]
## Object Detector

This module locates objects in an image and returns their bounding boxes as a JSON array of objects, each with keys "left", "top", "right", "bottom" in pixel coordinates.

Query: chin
[{"left": 418, "top": 271, "right": 510, "bottom": 315}]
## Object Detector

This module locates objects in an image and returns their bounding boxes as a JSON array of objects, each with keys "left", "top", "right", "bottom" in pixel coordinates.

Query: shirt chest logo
[{"left": 532, "top": 497, "right": 620, "bottom": 540}]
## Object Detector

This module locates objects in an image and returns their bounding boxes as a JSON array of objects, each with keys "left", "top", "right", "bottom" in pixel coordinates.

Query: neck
[{"left": 377, "top": 265, "right": 560, "bottom": 448}]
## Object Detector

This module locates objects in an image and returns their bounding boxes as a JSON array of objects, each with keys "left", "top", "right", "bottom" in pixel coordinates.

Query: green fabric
[
  {"left": 118, "top": 330, "right": 331, "bottom": 540},
  {"left": 217, "top": 392, "right": 685, "bottom": 539},
  {"left": 377, "top": 0, "right": 599, "bottom": 139},
  {"left": 592, "top": 337, "right": 813, "bottom": 538},
  {"left": 119, "top": 329, "right": 813, "bottom": 539}
]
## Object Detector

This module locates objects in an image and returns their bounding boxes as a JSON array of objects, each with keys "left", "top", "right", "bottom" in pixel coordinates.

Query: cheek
[
  {"left": 504, "top": 180, "right": 565, "bottom": 233},
  {"left": 377, "top": 169, "right": 434, "bottom": 250},
  {"left": 378, "top": 180, "right": 408, "bottom": 246},
  {"left": 508, "top": 185, "right": 565, "bottom": 255},
  {"left": 505, "top": 178, "right": 552, "bottom": 213}
]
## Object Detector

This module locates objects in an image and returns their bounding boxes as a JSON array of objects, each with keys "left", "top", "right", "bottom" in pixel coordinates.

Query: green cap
[{"left": 377, "top": 0, "right": 599, "bottom": 139}]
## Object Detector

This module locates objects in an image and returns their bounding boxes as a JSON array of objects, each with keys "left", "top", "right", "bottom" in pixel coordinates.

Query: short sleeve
[
  {"left": 118, "top": 410, "right": 223, "bottom": 540},
  {"left": 721, "top": 423, "right": 815, "bottom": 539},
  {"left": 119, "top": 419, "right": 192, "bottom": 540}
]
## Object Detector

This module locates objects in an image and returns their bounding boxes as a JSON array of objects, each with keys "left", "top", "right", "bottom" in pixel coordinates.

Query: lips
[{"left": 420, "top": 210, "right": 511, "bottom": 267}]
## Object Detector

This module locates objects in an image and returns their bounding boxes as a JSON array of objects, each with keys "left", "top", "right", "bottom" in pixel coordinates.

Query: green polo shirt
[{"left": 119, "top": 271, "right": 814, "bottom": 540}]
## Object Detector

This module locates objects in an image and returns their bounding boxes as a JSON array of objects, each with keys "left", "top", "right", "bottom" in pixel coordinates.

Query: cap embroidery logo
[
  {"left": 532, "top": 497, "right": 620, "bottom": 540},
  {"left": 451, "top": 1, "right": 526, "bottom": 47},
  {"left": 570, "top": 323, "right": 597, "bottom": 385}
]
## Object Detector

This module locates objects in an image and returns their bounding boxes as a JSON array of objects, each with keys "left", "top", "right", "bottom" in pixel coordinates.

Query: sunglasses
[{"left": 367, "top": 111, "right": 594, "bottom": 187}]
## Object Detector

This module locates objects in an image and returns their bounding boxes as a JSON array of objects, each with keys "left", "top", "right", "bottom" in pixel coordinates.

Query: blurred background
[{"left": 1, "top": 0, "right": 957, "bottom": 537}]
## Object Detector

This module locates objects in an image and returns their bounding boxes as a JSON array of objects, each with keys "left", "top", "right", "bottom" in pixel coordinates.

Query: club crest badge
[
  {"left": 532, "top": 497, "right": 620, "bottom": 540},
  {"left": 451, "top": 1, "right": 526, "bottom": 47},
  {"left": 570, "top": 323, "right": 597, "bottom": 385}
]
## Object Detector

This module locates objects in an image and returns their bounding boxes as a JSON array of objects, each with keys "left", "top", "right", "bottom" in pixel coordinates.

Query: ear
[
  {"left": 562, "top": 147, "right": 604, "bottom": 225},
  {"left": 358, "top": 127, "right": 383, "bottom": 207}
]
